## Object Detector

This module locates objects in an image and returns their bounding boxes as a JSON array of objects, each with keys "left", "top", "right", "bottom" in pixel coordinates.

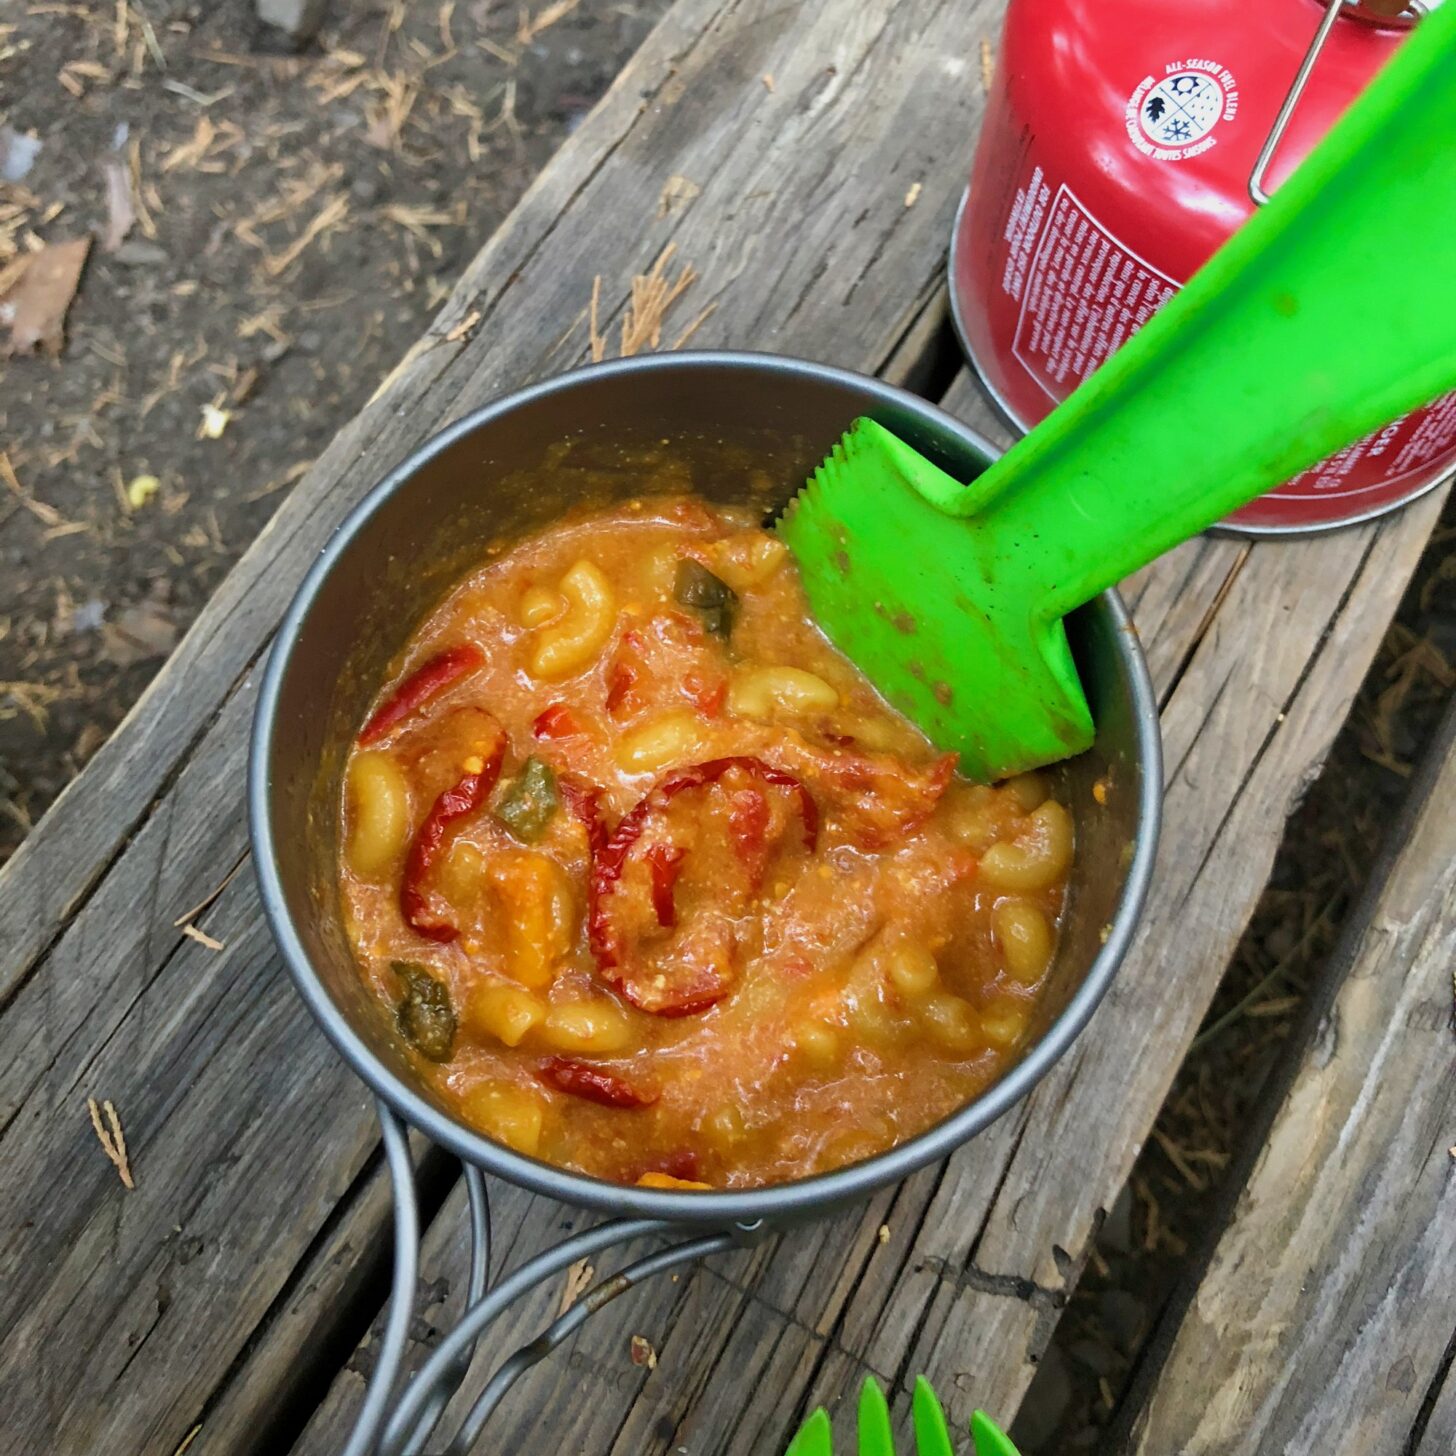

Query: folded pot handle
[{"left": 345, "top": 1100, "right": 739, "bottom": 1456}]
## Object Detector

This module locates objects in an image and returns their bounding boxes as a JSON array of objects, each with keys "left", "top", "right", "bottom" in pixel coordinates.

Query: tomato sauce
[{"left": 339, "top": 496, "right": 1074, "bottom": 1189}]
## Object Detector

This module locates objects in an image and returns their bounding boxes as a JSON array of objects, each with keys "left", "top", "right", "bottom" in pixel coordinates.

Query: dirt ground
[
  {"left": 3, "top": 4, "right": 1454, "bottom": 1453},
  {"left": 0, "top": 0, "right": 669, "bottom": 856}
]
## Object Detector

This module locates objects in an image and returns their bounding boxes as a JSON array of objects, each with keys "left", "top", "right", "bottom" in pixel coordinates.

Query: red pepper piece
[
  {"left": 604, "top": 630, "right": 646, "bottom": 716},
  {"left": 681, "top": 670, "right": 727, "bottom": 716},
  {"left": 358, "top": 645, "right": 484, "bottom": 746},
  {"left": 539, "top": 1057, "right": 659, "bottom": 1108},
  {"left": 645, "top": 844, "right": 687, "bottom": 927},
  {"left": 727, "top": 787, "right": 771, "bottom": 893},
  {"left": 588, "top": 756, "right": 818, "bottom": 998},
  {"left": 559, "top": 778, "right": 608, "bottom": 859},
  {"left": 399, "top": 736, "right": 505, "bottom": 941},
  {"left": 532, "top": 703, "right": 585, "bottom": 740}
]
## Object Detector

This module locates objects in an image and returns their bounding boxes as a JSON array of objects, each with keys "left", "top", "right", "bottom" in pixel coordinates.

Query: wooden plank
[
  {"left": 1118, "top": 697, "right": 1456, "bottom": 1456},
  {"left": 0, "top": 3, "right": 1009, "bottom": 1453},
  {"left": 1416, "top": 1356, "right": 1456, "bottom": 1456}
]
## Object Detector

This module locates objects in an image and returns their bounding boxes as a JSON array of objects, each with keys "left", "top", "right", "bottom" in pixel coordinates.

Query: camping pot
[
  {"left": 249, "top": 352, "right": 1161, "bottom": 1455},
  {"left": 951, "top": 0, "right": 1456, "bottom": 534}
]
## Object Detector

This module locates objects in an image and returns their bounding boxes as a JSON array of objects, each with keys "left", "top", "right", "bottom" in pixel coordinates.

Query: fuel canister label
[
  {"left": 1010, "top": 184, "right": 1177, "bottom": 399},
  {"left": 1270, "top": 390, "right": 1456, "bottom": 502},
  {"left": 1126, "top": 61, "right": 1240, "bottom": 161}
]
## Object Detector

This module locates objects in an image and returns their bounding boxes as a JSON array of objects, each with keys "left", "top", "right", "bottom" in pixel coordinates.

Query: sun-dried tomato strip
[
  {"left": 399, "top": 736, "right": 504, "bottom": 942},
  {"left": 645, "top": 844, "right": 687, "bottom": 927},
  {"left": 358, "top": 645, "right": 484, "bottom": 746},
  {"left": 588, "top": 756, "right": 818, "bottom": 972},
  {"left": 532, "top": 703, "right": 586, "bottom": 740},
  {"left": 539, "top": 1056, "right": 659, "bottom": 1108},
  {"left": 559, "top": 777, "right": 607, "bottom": 858}
]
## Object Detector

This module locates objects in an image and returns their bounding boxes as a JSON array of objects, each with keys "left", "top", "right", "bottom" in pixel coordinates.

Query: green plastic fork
[
  {"left": 783, "top": 1376, "right": 1018, "bottom": 1456},
  {"left": 778, "top": 0, "right": 1456, "bottom": 782}
]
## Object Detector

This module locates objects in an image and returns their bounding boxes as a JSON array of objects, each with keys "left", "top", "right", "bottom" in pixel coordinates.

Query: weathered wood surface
[
  {"left": 1119, "top": 697, "right": 1456, "bottom": 1456},
  {"left": 0, "top": 2, "right": 1005, "bottom": 1453},
  {"left": 1, "top": 0, "right": 1449, "bottom": 1451}
]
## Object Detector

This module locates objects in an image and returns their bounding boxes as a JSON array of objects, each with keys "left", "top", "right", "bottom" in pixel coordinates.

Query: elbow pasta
[
  {"left": 992, "top": 899, "right": 1054, "bottom": 985},
  {"left": 339, "top": 492, "right": 1078, "bottom": 1190},
  {"left": 527, "top": 559, "right": 616, "bottom": 680},
  {"left": 518, "top": 584, "right": 566, "bottom": 628},
  {"left": 979, "top": 801, "right": 1074, "bottom": 891},
  {"left": 727, "top": 665, "right": 839, "bottom": 720},
  {"left": 614, "top": 710, "right": 712, "bottom": 774},
  {"left": 346, "top": 752, "right": 411, "bottom": 875}
]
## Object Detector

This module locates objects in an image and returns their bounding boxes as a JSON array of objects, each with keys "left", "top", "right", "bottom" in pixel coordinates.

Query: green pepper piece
[
  {"left": 674, "top": 559, "right": 738, "bottom": 638},
  {"left": 496, "top": 755, "right": 560, "bottom": 842},
  {"left": 393, "top": 960, "right": 456, "bottom": 1061}
]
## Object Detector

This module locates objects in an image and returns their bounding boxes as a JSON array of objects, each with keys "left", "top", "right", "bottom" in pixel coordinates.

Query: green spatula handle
[{"left": 935, "top": 1, "right": 1456, "bottom": 614}]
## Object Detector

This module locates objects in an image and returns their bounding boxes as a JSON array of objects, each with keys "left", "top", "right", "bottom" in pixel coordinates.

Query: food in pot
[{"left": 339, "top": 495, "right": 1074, "bottom": 1188}]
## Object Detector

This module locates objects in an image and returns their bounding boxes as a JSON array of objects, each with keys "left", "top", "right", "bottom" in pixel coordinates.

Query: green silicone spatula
[{"left": 779, "top": 0, "right": 1456, "bottom": 783}]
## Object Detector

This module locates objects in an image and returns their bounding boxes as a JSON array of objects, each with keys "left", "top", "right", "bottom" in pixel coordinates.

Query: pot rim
[{"left": 249, "top": 349, "right": 1163, "bottom": 1227}]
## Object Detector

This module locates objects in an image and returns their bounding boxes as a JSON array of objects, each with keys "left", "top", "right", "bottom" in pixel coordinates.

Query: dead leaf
[
  {"left": 101, "top": 600, "right": 179, "bottom": 667},
  {"left": 101, "top": 156, "right": 136, "bottom": 253},
  {"left": 1, "top": 236, "right": 90, "bottom": 356},
  {"left": 629, "top": 1334, "right": 657, "bottom": 1370}
]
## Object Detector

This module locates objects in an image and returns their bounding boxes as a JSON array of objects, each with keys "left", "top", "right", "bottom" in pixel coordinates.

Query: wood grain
[{"left": 1119, "top": 697, "right": 1456, "bottom": 1456}]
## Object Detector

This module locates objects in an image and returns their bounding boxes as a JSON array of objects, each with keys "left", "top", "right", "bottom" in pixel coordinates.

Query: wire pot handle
[{"left": 344, "top": 1099, "right": 742, "bottom": 1456}]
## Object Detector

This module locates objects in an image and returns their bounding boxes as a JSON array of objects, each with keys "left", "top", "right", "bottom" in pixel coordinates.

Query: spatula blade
[{"left": 777, "top": 419, "right": 1094, "bottom": 782}]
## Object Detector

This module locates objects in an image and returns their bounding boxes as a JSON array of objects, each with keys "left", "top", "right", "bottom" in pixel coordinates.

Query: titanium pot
[{"left": 249, "top": 352, "right": 1162, "bottom": 1455}]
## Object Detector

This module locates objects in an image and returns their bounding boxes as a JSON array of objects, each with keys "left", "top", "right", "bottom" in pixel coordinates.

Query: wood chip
[
  {"left": 620, "top": 243, "right": 697, "bottom": 357},
  {"left": 264, "top": 193, "right": 348, "bottom": 278},
  {"left": 163, "top": 115, "right": 216, "bottom": 173},
  {"left": 877, "top": 1223, "right": 891, "bottom": 1244},
  {"left": 557, "top": 1257, "right": 594, "bottom": 1315},
  {"left": 87, "top": 1096, "right": 134, "bottom": 1189},
  {"left": 127, "top": 135, "right": 157, "bottom": 240},
  {"left": 904, "top": 181, "right": 922, "bottom": 209},
  {"left": 588, "top": 274, "right": 605, "bottom": 363},
  {"left": 172, "top": 862, "right": 244, "bottom": 928},
  {"left": 762, "top": 72, "right": 774, "bottom": 92},
  {"left": 1, "top": 235, "right": 90, "bottom": 355},
  {"left": 444, "top": 308, "right": 481, "bottom": 343},
  {"left": 657, "top": 174, "right": 701, "bottom": 219},
  {"left": 171, "top": 1425, "right": 202, "bottom": 1456},
  {"left": 980, "top": 38, "right": 995, "bottom": 91},
  {"left": 101, "top": 156, "right": 136, "bottom": 252},
  {"left": 0, "top": 450, "right": 66, "bottom": 526},
  {"left": 517, "top": 0, "right": 580, "bottom": 45},
  {"left": 181, "top": 923, "right": 224, "bottom": 951},
  {"left": 629, "top": 1333, "right": 657, "bottom": 1369}
]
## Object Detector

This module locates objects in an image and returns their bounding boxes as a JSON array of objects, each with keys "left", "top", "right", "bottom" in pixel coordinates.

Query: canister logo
[{"left": 1126, "top": 61, "right": 1240, "bottom": 161}]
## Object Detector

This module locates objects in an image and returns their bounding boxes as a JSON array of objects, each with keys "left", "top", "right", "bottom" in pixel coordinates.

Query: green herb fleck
[
  {"left": 393, "top": 960, "right": 456, "bottom": 1061},
  {"left": 496, "top": 755, "right": 559, "bottom": 842}
]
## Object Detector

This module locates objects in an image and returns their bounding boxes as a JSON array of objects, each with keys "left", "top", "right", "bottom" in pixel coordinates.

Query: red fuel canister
[{"left": 951, "top": 0, "right": 1455, "bottom": 534}]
